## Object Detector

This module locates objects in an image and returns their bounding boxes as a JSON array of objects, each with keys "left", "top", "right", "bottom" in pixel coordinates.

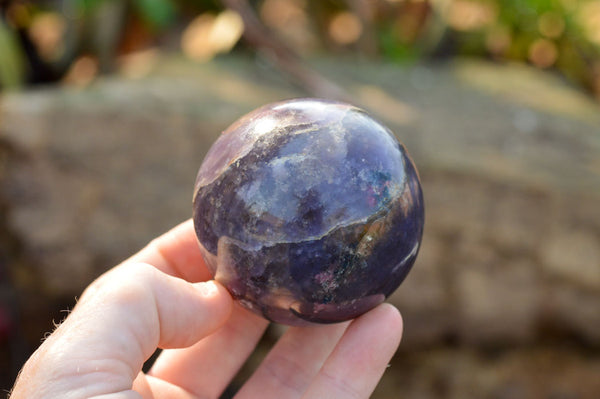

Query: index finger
[{"left": 126, "top": 219, "right": 213, "bottom": 283}]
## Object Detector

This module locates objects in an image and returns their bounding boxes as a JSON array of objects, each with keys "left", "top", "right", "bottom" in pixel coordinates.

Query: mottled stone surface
[{"left": 193, "top": 99, "right": 424, "bottom": 325}]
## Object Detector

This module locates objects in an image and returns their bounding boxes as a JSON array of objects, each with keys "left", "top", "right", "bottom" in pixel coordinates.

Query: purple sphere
[{"left": 193, "top": 98, "right": 424, "bottom": 325}]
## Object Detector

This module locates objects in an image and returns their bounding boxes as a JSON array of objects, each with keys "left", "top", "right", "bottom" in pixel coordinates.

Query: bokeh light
[
  {"left": 260, "top": 0, "right": 306, "bottom": 30},
  {"left": 328, "top": 11, "right": 363, "bottom": 45},
  {"left": 529, "top": 38, "right": 558, "bottom": 68},
  {"left": 259, "top": 0, "right": 316, "bottom": 54},
  {"left": 538, "top": 11, "right": 565, "bottom": 39},
  {"left": 117, "top": 48, "right": 159, "bottom": 79},
  {"left": 181, "top": 10, "right": 244, "bottom": 62},
  {"left": 485, "top": 24, "right": 512, "bottom": 57},
  {"left": 63, "top": 55, "right": 98, "bottom": 87},
  {"left": 578, "top": 1, "right": 600, "bottom": 46},
  {"left": 446, "top": 0, "right": 496, "bottom": 32},
  {"left": 0, "top": 0, "right": 599, "bottom": 97},
  {"left": 28, "top": 12, "right": 65, "bottom": 62}
]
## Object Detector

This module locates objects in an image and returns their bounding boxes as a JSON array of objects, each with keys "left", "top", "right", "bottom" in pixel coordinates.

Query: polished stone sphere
[{"left": 193, "top": 98, "right": 424, "bottom": 325}]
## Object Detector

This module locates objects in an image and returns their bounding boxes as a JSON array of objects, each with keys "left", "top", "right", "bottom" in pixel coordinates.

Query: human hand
[{"left": 11, "top": 220, "right": 403, "bottom": 398}]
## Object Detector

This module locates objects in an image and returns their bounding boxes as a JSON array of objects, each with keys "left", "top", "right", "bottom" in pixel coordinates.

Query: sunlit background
[
  {"left": 1, "top": 0, "right": 600, "bottom": 96},
  {"left": 1, "top": 1, "right": 599, "bottom": 398}
]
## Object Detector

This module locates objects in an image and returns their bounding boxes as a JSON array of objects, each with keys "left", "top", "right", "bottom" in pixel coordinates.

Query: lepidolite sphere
[{"left": 193, "top": 98, "right": 424, "bottom": 325}]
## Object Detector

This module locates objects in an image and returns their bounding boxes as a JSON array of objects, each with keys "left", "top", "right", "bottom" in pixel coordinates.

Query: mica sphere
[{"left": 193, "top": 98, "right": 424, "bottom": 325}]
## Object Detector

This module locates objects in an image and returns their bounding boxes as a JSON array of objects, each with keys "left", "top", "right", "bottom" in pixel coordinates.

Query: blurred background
[{"left": 0, "top": 0, "right": 599, "bottom": 397}]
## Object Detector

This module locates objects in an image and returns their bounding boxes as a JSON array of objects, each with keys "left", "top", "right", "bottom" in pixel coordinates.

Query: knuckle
[{"left": 82, "top": 262, "right": 159, "bottom": 309}]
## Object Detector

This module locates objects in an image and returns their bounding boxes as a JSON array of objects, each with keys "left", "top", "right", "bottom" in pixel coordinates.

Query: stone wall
[{"left": 1, "top": 57, "right": 599, "bottom": 397}]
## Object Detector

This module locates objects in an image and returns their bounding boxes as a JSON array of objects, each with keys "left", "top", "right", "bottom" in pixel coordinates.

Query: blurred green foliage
[
  {"left": 1, "top": 0, "right": 599, "bottom": 98},
  {"left": 129, "top": 0, "right": 176, "bottom": 29},
  {"left": 75, "top": 0, "right": 177, "bottom": 28},
  {"left": 0, "top": 18, "right": 25, "bottom": 89}
]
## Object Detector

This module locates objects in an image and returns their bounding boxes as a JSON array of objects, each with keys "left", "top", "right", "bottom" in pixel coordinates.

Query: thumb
[{"left": 11, "top": 262, "right": 233, "bottom": 398}]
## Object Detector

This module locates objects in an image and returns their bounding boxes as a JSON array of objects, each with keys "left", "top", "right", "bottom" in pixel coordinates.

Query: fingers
[
  {"left": 11, "top": 262, "right": 233, "bottom": 398},
  {"left": 127, "top": 219, "right": 213, "bottom": 283},
  {"left": 148, "top": 303, "right": 269, "bottom": 398},
  {"left": 81, "top": 263, "right": 232, "bottom": 353},
  {"left": 235, "top": 322, "right": 349, "bottom": 399},
  {"left": 149, "top": 302, "right": 401, "bottom": 399},
  {"left": 12, "top": 215, "right": 403, "bottom": 399},
  {"left": 301, "top": 303, "right": 403, "bottom": 399},
  {"left": 124, "top": 220, "right": 271, "bottom": 397},
  {"left": 132, "top": 372, "right": 199, "bottom": 399}
]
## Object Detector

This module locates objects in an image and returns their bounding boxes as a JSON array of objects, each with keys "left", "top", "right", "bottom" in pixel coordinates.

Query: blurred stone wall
[{"left": 1, "top": 57, "right": 599, "bottom": 397}]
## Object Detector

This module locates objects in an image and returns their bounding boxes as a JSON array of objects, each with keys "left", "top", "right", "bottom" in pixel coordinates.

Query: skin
[{"left": 10, "top": 219, "right": 403, "bottom": 399}]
